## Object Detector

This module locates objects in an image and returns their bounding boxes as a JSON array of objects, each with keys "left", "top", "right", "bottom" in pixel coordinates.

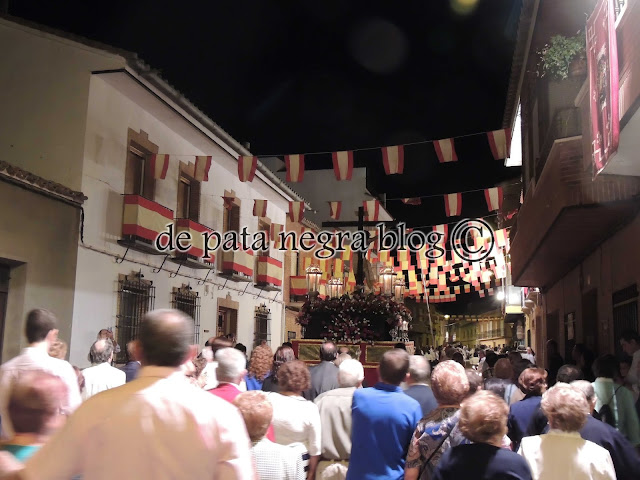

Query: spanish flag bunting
[
  {"left": 494, "top": 228, "right": 508, "bottom": 248},
  {"left": 222, "top": 195, "right": 235, "bottom": 210},
  {"left": 285, "top": 154, "right": 305, "bottom": 182},
  {"left": 487, "top": 128, "right": 512, "bottom": 160},
  {"left": 444, "top": 193, "right": 462, "bottom": 217},
  {"left": 149, "top": 154, "right": 170, "bottom": 179},
  {"left": 363, "top": 200, "right": 380, "bottom": 221},
  {"left": 433, "top": 224, "right": 448, "bottom": 245},
  {"left": 194, "top": 156, "right": 212, "bottom": 182},
  {"left": 433, "top": 138, "right": 457, "bottom": 163},
  {"left": 401, "top": 198, "right": 422, "bottom": 205},
  {"left": 484, "top": 187, "right": 504, "bottom": 212},
  {"left": 328, "top": 201, "right": 342, "bottom": 220},
  {"left": 252, "top": 199, "right": 268, "bottom": 217},
  {"left": 238, "top": 155, "right": 258, "bottom": 182},
  {"left": 288, "top": 201, "right": 305, "bottom": 223},
  {"left": 332, "top": 151, "right": 354, "bottom": 181},
  {"left": 382, "top": 145, "right": 404, "bottom": 175}
]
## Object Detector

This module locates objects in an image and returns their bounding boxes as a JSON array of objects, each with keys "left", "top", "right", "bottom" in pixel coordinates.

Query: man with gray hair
[
  {"left": 403, "top": 355, "right": 437, "bottom": 417},
  {"left": 571, "top": 380, "right": 640, "bottom": 477},
  {"left": 81, "top": 338, "right": 126, "bottom": 401},
  {"left": 209, "top": 347, "right": 247, "bottom": 403},
  {"left": 2, "top": 309, "right": 255, "bottom": 480},
  {"left": 314, "top": 359, "right": 364, "bottom": 480}
]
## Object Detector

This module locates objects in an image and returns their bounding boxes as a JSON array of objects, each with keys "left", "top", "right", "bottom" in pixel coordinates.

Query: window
[
  {"left": 254, "top": 304, "right": 271, "bottom": 347},
  {"left": 171, "top": 286, "right": 201, "bottom": 344},
  {"left": 176, "top": 164, "right": 201, "bottom": 221},
  {"left": 124, "top": 129, "right": 158, "bottom": 200},
  {"left": 115, "top": 273, "right": 155, "bottom": 363}
]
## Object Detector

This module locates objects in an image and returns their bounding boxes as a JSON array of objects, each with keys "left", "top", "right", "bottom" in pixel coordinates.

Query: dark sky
[{"left": 10, "top": 0, "right": 522, "bottom": 314}]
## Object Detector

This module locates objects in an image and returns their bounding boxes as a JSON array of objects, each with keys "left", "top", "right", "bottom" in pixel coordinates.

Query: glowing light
[
  {"left": 450, "top": 0, "right": 479, "bottom": 15},
  {"left": 497, "top": 291, "right": 505, "bottom": 301},
  {"left": 444, "top": 314, "right": 451, "bottom": 319}
]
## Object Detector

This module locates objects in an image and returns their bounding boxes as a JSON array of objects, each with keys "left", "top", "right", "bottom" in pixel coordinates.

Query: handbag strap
[{"left": 418, "top": 420, "right": 456, "bottom": 479}]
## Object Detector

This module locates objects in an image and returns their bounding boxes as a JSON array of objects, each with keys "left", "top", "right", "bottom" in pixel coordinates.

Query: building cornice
[{"left": 0, "top": 160, "right": 87, "bottom": 207}]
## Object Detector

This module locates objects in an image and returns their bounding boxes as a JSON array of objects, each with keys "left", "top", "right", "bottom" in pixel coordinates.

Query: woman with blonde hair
[
  {"left": 433, "top": 391, "right": 532, "bottom": 479},
  {"left": 519, "top": 383, "right": 616, "bottom": 479},
  {"left": 405, "top": 360, "right": 470, "bottom": 480},
  {"left": 508, "top": 368, "right": 548, "bottom": 451},
  {"left": 245, "top": 344, "right": 273, "bottom": 391}
]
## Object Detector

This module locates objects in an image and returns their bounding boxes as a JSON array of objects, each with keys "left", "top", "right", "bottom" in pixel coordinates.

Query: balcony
[
  {"left": 171, "top": 219, "right": 215, "bottom": 270},
  {"left": 220, "top": 249, "right": 254, "bottom": 282},
  {"left": 255, "top": 255, "right": 283, "bottom": 292},
  {"left": 478, "top": 328, "right": 505, "bottom": 341},
  {"left": 119, "top": 194, "right": 173, "bottom": 255}
]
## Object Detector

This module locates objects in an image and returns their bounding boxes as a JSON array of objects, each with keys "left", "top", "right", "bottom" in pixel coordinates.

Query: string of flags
[{"left": 147, "top": 126, "right": 512, "bottom": 184}]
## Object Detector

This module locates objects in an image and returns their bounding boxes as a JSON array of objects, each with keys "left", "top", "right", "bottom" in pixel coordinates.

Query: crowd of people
[{"left": 0, "top": 308, "right": 639, "bottom": 479}]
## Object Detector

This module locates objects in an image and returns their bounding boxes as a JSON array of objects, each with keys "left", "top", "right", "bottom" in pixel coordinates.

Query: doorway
[
  {"left": 0, "top": 265, "right": 9, "bottom": 363},
  {"left": 582, "top": 289, "right": 598, "bottom": 354},
  {"left": 217, "top": 307, "right": 237, "bottom": 339}
]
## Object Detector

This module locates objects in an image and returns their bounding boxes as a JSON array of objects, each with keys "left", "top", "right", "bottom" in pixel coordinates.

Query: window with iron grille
[
  {"left": 254, "top": 304, "right": 271, "bottom": 347},
  {"left": 116, "top": 273, "right": 155, "bottom": 363},
  {"left": 172, "top": 285, "right": 201, "bottom": 345}
]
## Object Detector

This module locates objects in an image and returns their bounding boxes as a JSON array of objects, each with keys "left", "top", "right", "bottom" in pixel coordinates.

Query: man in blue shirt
[{"left": 347, "top": 349, "right": 422, "bottom": 480}]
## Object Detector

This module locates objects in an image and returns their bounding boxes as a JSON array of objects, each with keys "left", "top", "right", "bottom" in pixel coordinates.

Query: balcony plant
[{"left": 538, "top": 34, "right": 586, "bottom": 80}]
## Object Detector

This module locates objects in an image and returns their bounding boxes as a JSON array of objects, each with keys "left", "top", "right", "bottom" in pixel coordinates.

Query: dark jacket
[
  {"left": 508, "top": 395, "right": 546, "bottom": 451},
  {"left": 304, "top": 361, "right": 339, "bottom": 401},
  {"left": 434, "top": 443, "right": 533, "bottom": 480},
  {"left": 120, "top": 361, "right": 140, "bottom": 383},
  {"left": 403, "top": 384, "right": 438, "bottom": 418}
]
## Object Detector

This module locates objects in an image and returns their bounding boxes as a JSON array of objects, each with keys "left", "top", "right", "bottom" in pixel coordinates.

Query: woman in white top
[
  {"left": 267, "top": 360, "right": 321, "bottom": 480},
  {"left": 519, "top": 383, "right": 616, "bottom": 480}
]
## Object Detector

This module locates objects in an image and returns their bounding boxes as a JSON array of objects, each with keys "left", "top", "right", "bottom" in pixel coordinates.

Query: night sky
[{"left": 8, "top": 0, "right": 523, "bottom": 313}]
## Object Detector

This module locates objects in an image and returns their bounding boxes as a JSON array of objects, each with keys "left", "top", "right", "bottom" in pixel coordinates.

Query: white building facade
[{"left": 0, "top": 17, "right": 303, "bottom": 366}]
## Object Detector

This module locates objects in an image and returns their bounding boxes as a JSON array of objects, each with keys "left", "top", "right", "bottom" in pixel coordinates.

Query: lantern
[
  {"left": 393, "top": 278, "right": 405, "bottom": 303},
  {"left": 306, "top": 265, "right": 322, "bottom": 294},
  {"left": 379, "top": 266, "right": 394, "bottom": 296},
  {"left": 328, "top": 277, "right": 343, "bottom": 298}
]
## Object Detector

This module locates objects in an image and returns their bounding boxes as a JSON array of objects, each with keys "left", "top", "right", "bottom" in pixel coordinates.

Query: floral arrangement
[
  {"left": 296, "top": 292, "right": 413, "bottom": 343},
  {"left": 537, "top": 34, "right": 586, "bottom": 80}
]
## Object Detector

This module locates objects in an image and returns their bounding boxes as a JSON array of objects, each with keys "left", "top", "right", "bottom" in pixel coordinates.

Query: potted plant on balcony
[{"left": 538, "top": 34, "right": 586, "bottom": 80}]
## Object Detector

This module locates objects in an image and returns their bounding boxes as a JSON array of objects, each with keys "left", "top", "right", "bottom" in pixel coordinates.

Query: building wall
[
  {"left": 544, "top": 213, "right": 640, "bottom": 359},
  {"left": 69, "top": 75, "right": 289, "bottom": 366},
  {"left": 0, "top": 182, "right": 80, "bottom": 361},
  {"left": 0, "top": 19, "right": 124, "bottom": 191}
]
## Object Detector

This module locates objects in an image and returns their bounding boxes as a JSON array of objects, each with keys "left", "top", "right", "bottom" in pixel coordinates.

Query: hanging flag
[
  {"left": 328, "top": 201, "right": 342, "bottom": 220},
  {"left": 332, "top": 151, "right": 354, "bottom": 181},
  {"left": 363, "top": 200, "right": 380, "bottom": 221},
  {"left": 285, "top": 154, "right": 305, "bottom": 182},
  {"left": 194, "top": 156, "right": 212, "bottom": 182},
  {"left": 433, "top": 224, "right": 448, "bottom": 245},
  {"left": 149, "top": 154, "right": 170, "bottom": 179},
  {"left": 444, "top": 193, "right": 462, "bottom": 217},
  {"left": 253, "top": 199, "right": 268, "bottom": 217},
  {"left": 382, "top": 145, "right": 404, "bottom": 175},
  {"left": 222, "top": 195, "right": 235, "bottom": 211},
  {"left": 270, "top": 223, "right": 283, "bottom": 246},
  {"left": 433, "top": 138, "right": 457, "bottom": 163},
  {"left": 484, "top": 187, "right": 504, "bottom": 212},
  {"left": 238, "top": 155, "right": 258, "bottom": 182},
  {"left": 487, "top": 128, "right": 512, "bottom": 160},
  {"left": 288, "top": 201, "right": 305, "bottom": 223},
  {"left": 401, "top": 197, "right": 422, "bottom": 205},
  {"left": 494, "top": 229, "right": 508, "bottom": 248}
]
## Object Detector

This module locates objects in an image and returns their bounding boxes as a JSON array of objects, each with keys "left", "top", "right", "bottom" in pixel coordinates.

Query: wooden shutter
[{"left": 189, "top": 180, "right": 201, "bottom": 222}]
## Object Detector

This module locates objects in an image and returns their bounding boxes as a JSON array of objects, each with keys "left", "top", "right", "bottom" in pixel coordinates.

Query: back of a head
[
  {"left": 320, "top": 341, "right": 337, "bottom": 362},
  {"left": 233, "top": 391, "right": 273, "bottom": 442},
  {"left": 272, "top": 345, "right": 296, "bottom": 379},
  {"left": 508, "top": 351, "right": 522, "bottom": 365},
  {"left": 592, "top": 354, "right": 618, "bottom": 379},
  {"left": 518, "top": 367, "right": 548, "bottom": 396},
  {"left": 408, "top": 355, "right": 431, "bottom": 384},
  {"left": 620, "top": 329, "right": 640, "bottom": 344},
  {"left": 541, "top": 383, "right": 589, "bottom": 432},
  {"left": 571, "top": 380, "right": 596, "bottom": 405},
  {"left": 139, "top": 309, "right": 193, "bottom": 367},
  {"left": 379, "top": 348, "right": 410, "bottom": 385},
  {"left": 494, "top": 358, "right": 513, "bottom": 380},
  {"left": 431, "top": 360, "right": 470, "bottom": 405},
  {"left": 512, "top": 358, "right": 534, "bottom": 384},
  {"left": 338, "top": 359, "right": 364, "bottom": 388},
  {"left": 126, "top": 340, "right": 138, "bottom": 362},
  {"left": 234, "top": 343, "right": 247, "bottom": 354},
  {"left": 248, "top": 344, "right": 273, "bottom": 381},
  {"left": 485, "top": 350, "right": 499, "bottom": 368},
  {"left": 9, "top": 370, "right": 68, "bottom": 435},
  {"left": 25, "top": 309, "right": 57, "bottom": 344},
  {"left": 335, "top": 352, "right": 352, "bottom": 367},
  {"left": 394, "top": 342, "right": 407, "bottom": 351},
  {"left": 556, "top": 364, "right": 583, "bottom": 384},
  {"left": 210, "top": 336, "right": 233, "bottom": 356},
  {"left": 215, "top": 347, "right": 247, "bottom": 383},
  {"left": 465, "top": 370, "right": 483, "bottom": 395},
  {"left": 89, "top": 339, "right": 114, "bottom": 364},
  {"left": 451, "top": 351, "right": 465, "bottom": 367},
  {"left": 546, "top": 339, "right": 558, "bottom": 354},
  {"left": 459, "top": 390, "right": 509, "bottom": 443}
]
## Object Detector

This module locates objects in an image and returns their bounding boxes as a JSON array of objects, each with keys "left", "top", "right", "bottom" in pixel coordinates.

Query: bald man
[{"left": 81, "top": 339, "right": 125, "bottom": 400}]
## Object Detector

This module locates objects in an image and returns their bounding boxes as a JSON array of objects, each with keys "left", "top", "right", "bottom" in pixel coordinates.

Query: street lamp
[
  {"left": 305, "top": 265, "right": 322, "bottom": 295},
  {"left": 379, "top": 266, "right": 395, "bottom": 296},
  {"left": 327, "top": 277, "right": 343, "bottom": 298}
]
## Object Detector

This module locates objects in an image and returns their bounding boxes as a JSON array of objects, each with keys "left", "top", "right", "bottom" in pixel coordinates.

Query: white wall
[
  {"left": 70, "top": 75, "right": 288, "bottom": 366},
  {"left": 0, "top": 19, "right": 125, "bottom": 191}
]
